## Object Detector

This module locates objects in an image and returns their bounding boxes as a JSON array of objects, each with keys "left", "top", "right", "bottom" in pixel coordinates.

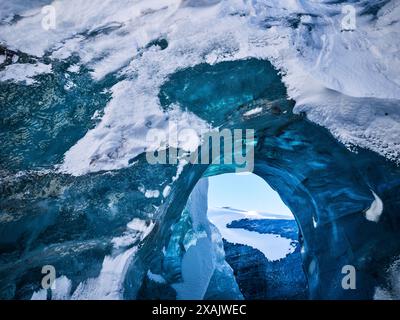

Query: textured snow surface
[
  {"left": 0, "top": 0, "right": 399, "bottom": 174},
  {"left": 0, "top": 62, "right": 52, "bottom": 84}
]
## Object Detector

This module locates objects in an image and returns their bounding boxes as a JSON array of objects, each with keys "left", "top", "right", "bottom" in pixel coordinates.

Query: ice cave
[{"left": 0, "top": 0, "right": 400, "bottom": 301}]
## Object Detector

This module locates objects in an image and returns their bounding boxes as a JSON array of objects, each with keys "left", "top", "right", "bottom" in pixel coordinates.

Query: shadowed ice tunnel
[{"left": 1, "top": 59, "right": 400, "bottom": 300}]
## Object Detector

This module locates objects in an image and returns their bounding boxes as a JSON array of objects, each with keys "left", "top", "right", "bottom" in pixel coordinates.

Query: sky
[{"left": 207, "top": 173, "right": 293, "bottom": 216}]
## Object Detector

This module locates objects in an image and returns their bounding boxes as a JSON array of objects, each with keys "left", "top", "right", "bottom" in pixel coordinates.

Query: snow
[
  {"left": 172, "top": 236, "right": 215, "bottom": 299},
  {"left": 59, "top": 78, "right": 209, "bottom": 175},
  {"left": 31, "top": 217, "right": 155, "bottom": 300},
  {"left": 31, "top": 276, "right": 72, "bottom": 300},
  {"left": 147, "top": 270, "right": 166, "bottom": 284},
  {"left": 365, "top": 190, "right": 384, "bottom": 223},
  {"left": 374, "top": 257, "right": 400, "bottom": 300},
  {"left": 112, "top": 218, "right": 155, "bottom": 248},
  {"left": 162, "top": 185, "right": 171, "bottom": 198},
  {"left": 67, "top": 64, "right": 80, "bottom": 73},
  {"left": 71, "top": 246, "right": 138, "bottom": 300},
  {"left": 127, "top": 218, "right": 154, "bottom": 234},
  {"left": 171, "top": 178, "right": 217, "bottom": 299},
  {"left": 171, "top": 178, "right": 243, "bottom": 300},
  {"left": 67, "top": 216, "right": 152, "bottom": 299},
  {"left": 144, "top": 190, "right": 160, "bottom": 199},
  {"left": 243, "top": 107, "right": 263, "bottom": 117},
  {"left": 208, "top": 207, "right": 296, "bottom": 261},
  {"left": 0, "top": 62, "right": 52, "bottom": 85},
  {"left": 31, "top": 289, "right": 47, "bottom": 300},
  {"left": 138, "top": 186, "right": 160, "bottom": 199},
  {"left": 0, "top": 0, "right": 399, "bottom": 174},
  {"left": 188, "top": 178, "right": 210, "bottom": 232}
]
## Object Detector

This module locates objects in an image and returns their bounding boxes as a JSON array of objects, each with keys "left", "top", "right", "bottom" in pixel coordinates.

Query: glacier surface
[{"left": 1, "top": 0, "right": 399, "bottom": 174}]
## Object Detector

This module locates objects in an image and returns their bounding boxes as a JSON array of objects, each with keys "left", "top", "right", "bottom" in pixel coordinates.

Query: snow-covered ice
[
  {"left": 0, "top": 62, "right": 52, "bottom": 85},
  {"left": 1, "top": 0, "right": 398, "bottom": 175}
]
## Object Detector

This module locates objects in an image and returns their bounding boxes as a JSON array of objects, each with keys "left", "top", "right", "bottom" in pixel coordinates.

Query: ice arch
[
  {"left": 130, "top": 59, "right": 400, "bottom": 300},
  {"left": 1, "top": 59, "right": 400, "bottom": 300}
]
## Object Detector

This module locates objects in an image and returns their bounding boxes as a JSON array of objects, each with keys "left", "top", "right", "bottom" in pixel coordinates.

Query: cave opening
[
  {"left": 133, "top": 58, "right": 400, "bottom": 301},
  {"left": 206, "top": 173, "right": 308, "bottom": 299}
]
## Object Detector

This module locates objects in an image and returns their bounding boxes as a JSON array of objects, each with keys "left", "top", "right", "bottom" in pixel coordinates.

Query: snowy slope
[{"left": 208, "top": 207, "right": 296, "bottom": 261}]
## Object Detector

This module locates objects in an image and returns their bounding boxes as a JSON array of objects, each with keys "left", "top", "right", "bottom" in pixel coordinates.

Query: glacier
[{"left": 0, "top": 0, "right": 400, "bottom": 300}]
